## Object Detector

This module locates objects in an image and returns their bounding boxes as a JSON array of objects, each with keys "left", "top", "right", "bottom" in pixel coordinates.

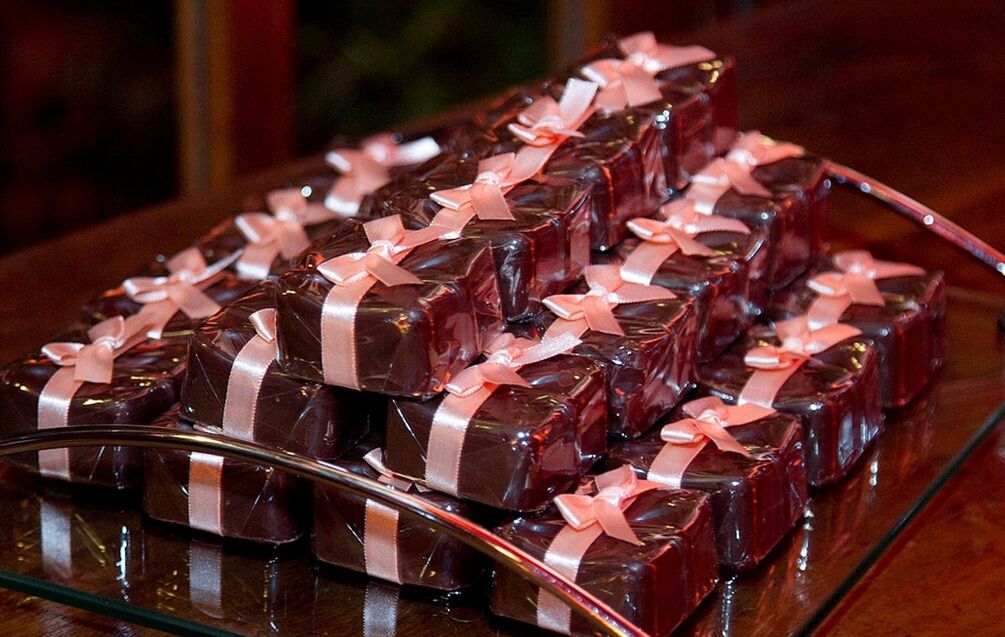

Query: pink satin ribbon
[
  {"left": 686, "top": 158, "right": 774, "bottom": 214},
  {"left": 543, "top": 264, "right": 676, "bottom": 338},
  {"left": 804, "top": 250, "right": 926, "bottom": 329},
  {"left": 424, "top": 332, "right": 581, "bottom": 496},
  {"left": 621, "top": 199, "right": 751, "bottom": 285},
  {"left": 726, "top": 131, "right": 805, "bottom": 168},
  {"left": 507, "top": 78, "right": 597, "bottom": 148},
  {"left": 362, "top": 582, "right": 401, "bottom": 637},
  {"left": 317, "top": 215, "right": 447, "bottom": 389},
  {"left": 616, "top": 31, "right": 717, "bottom": 74},
  {"left": 37, "top": 315, "right": 151, "bottom": 480},
  {"left": 738, "top": 315, "right": 863, "bottom": 408},
  {"left": 188, "top": 452, "right": 225, "bottom": 536},
  {"left": 580, "top": 58, "right": 662, "bottom": 112},
  {"left": 123, "top": 247, "right": 239, "bottom": 339},
  {"left": 429, "top": 147, "right": 553, "bottom": 222},
  {"left": 325, "top": 134, "right": 441, "bottom": 216},
  {"left": 536, "top": 466, "right": 661, "bottom": 633},
  {"left": 648, "top": 396, "right": 772, "bottom": 488}
]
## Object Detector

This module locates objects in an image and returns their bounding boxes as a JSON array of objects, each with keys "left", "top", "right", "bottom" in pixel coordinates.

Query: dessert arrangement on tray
[{"left": 0, "top": 32, "right": 962, "bottom": 636}]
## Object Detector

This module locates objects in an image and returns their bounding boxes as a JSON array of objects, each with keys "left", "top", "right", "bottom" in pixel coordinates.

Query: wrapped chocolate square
[
  {"left": 770, "top": 250, "right": 946, "bottom": 408},
  {"left": 681, "top": 132, "right": 830, "bottom": 291},
  {"left": 608, "top": 396, "right": 808, "bottom": 570},
  {"left": 698, "top": 315, "right": 883, "bottom": 487},
  {"left": 600, "top": 198, "right": 770, "bottom": 361},
  {"left": 180, "top": 285, "right": 373, "bottom": 459},
  {"left": 81, "top": 246, "right": 257, "bottom": 340},
  {"left": 313, "top": 448, "right": 486, "bottom": 590},
  {"left": 521, "top": 265, "right": 698, "bottom": 438},
  {"left": 275, "top": 215, "right": 504, "bottom": 398},
  {"left": 363, "top": 149, "right": 593, "bottom": 321},
  {"left": 143, "top": 408, "right": 308, "bottom": 544},
  {"left": 0, "top": 314, "right": 186, "bottom": 489},
  {"left": 383, "top": 332, "right": 607, "bottom": 511},
  {"left": 490, "top": 466, "right": 719, "bottom": 637}
]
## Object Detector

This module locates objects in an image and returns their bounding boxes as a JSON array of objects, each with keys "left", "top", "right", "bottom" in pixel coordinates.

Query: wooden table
[{"left": 1, "top": 0, "right": 1004, "bottom": 634}]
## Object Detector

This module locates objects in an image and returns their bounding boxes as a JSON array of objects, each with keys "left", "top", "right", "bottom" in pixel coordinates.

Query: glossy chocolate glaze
[
  {"left": 0, "top": 328, "right": 187, "bottom": 489},
  {"left": 313, "top": 457, "right": 486, "bottom": 591},
  {"left": 274, "top": 220, "right": 504, "bottom": 398},
  {"left": 608, "top": 412, "right": 808, "bottom": 570},
  {"left": 771, "top": 265, "right": 947, "bottom": 408},
  {"left": 699, "top": 329, "right": 883, "bottom": 487},
  {"left": 598, "top": 226, "right": 770, "bottom": 361},
  {"left": 143, "top": 409, "right": 308, "bottom": 544},
  {"left": 383, "top": 354, "right": 608, "bottom": 511},
  {"left": 490, "top": 488, "right": 719, "bottom": 637},
  {"left": 181, "top": 285, "right": 374, "bottom": 459}
]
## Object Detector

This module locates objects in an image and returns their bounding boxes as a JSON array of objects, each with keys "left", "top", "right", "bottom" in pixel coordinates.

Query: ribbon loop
[
  {"left": 444, "top": 332, "right": 581, "bottom": 397},
  {"left": 317, "top": 216, "right": 424, "bottom": 288},
  {"left": 40, "top": 315, "right": 148, "bottom": 385},
  {"left": 581, "top": 59, "right": 662, "bottom": 111},
  {"left": 616, "top": 32, "right": 717, "bottom": 74},
  {"left": 363, "top": 449, "right": 430, "bottom": 493},
  {"left": 688, "top": 158, "right": 773, "bottom": 213},
  {"left": 726, "top": 131, "right": 805, "bottom": 167},
  {"left": 508, "top": 78, "right": 597, "bottom": 147},
  {"left": 248, "top": 308, "right": 277, "bottom": 345},
  {"left": 554, "top": 466, "right": 659, "bottom": 545}
]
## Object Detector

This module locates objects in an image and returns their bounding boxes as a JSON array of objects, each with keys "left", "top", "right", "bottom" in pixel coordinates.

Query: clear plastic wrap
[
  {"left": 698, "top": 327, "right": 883, "bottom": 487},
  {"left": 383, "top": 354, "right": 608, "bottom": 511},
  {"left": 180, "top": 284, "right": 375, "bottom": 458},
  {"left": 142, "top": 408, "right": 308, "bottom": 544},
  {"left": 490, "top": 487, "right": 719, "bottom": 637},
  {"left": 608, "top": 410, "right": 808, "bottom": 570},
  {"left": 274, "top": 219, "right": 504, "bottom": 398},
  {"left": 0, "top": 327, "right": 186, "bottom": 489}
]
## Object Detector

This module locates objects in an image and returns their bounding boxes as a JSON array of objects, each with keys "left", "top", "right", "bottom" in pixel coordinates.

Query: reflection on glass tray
[{"left": 1, "top": 288, "right": 1003, "bottom": 636}]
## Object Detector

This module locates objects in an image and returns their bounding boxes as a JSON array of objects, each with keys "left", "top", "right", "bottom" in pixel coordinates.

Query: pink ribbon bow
[
  {"left": 621, "top": 198, "right": 752, "bottom": 285},
  {"left": 508, "top": 78, "right": 598, "bottom": 147},
  {"left": 543, "top": 265, "right": 675, "bottom": 337},
  {"left": 686, "top": 158, "right": 773, "bottom": 214},
  {"left": 580, "top": 58, "right": 662, "bottom": 112},
  {"left": 429, "top": 150, "right": 549, "bottom": 222},
  {"left": 216, "top": 308, "right": 280, "bottom": 441},
  {"left": 738, "top": 315, "right": 862, "bottom": 408},
  {"left": 424, "top": 332, "right": 582, "bottom": 496},
  {"left": 324, "top": 135, "right": 441, "bottom": 216},
  {"left": 616, "top": 31, "right": 717, "bottom": 74},
  {"left": 233, "top": 212, "right": 311, "bottom": 280},
  {"left": 316, "top": 216, "right": 424, "bottom": 288},
  {"left": 726, "top": 131, "right": 805, "bottom": 168},
  {"left": 363, "top": 448, "right": 430, "bottom": 493},
  {"left": 41, "top": 315, "right": 148, "bottom": 385},
  {"left": 122, "top": 247, "right": 236, "bottom": 338},
  {"left": 554, "top": 466, "right": 660, "bottom": 546},
  {"left": 805, "top": 250, "right": 926, "bottom": 328}
]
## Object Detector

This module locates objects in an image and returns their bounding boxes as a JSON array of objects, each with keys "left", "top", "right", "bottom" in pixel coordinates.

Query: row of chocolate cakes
[{"left": 0, "top": 31, "right": 946, "bottom": 637}]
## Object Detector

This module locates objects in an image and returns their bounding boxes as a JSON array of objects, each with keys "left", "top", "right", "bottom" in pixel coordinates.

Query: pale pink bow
[
  {"left": 41, "top": 315, "right": 148, "bottom": 384},
  {"left": 248, "top": 308, "right": 278, "bottom": 349},
  {"left": 429, "top": 150, "right": 547, "bottom": 222},
  {"left": 616, "top": 31, "right": 716, "bottom": 74},
  {"left": 358, "top": 133, "right": 441, "bottom": 167},
  {"left": 266, "top": 187, "right": 339, "bottom": 225},
  {"left": 544, "top": 265, "right": 675, "bottom": 336},
  {"left": 363, "top": 448, "right": 430, "bottom": 493},
  {"left": 507, "top": 78, "right": 597, "bottom": 147},
  {"left": 316, "top": 216, "right": 426, "bottom": 288},
  {"left": 726, "top": 131, "right": 805, "bottom": 167},
  {"left": 123, "top": 247, "right": 236, "bottom": 338},
  {"left": 554, "top": 466, "right": 660, "bottom": 545},
  {"left": 233, "top": 212, "right": 311, "bottom": 280},
  {"left": 744, "top": 317, "right": 862, "bottom": 371},
  {"left": 808, "top": 250, "right": 925, "bottom": 306},
  {"left": 580, "top": 58, "right": 662, "bottom": 112},
  {"left": 660, "top": 396, "right": 774, "bottom": 457},
  {"left": 687, "top": 158, "right": 772, "bottom": 214},
  {"left": 444, "top": 332, "right": 581, "bottom": 398}
]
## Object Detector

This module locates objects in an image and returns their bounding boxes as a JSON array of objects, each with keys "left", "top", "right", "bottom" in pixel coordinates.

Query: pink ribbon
[
  {"left": 424, "top": 332, "right": 581, "bottom": 496},
  {"left": 507, "top": 78, "right": 597, "bottom": 147},
  {"left": 536, "top": 466, "right": 661, "bottom": 633},
  {"left": 580, "top": 58, "right": 662, "bottom": 112},
  {"left": 318, "top": 216, "right": 445, "bottom": 389},
  {"left": 37, "top": 314, "right": 151, "bottom": 480},
  {"left": 686, "top": 158, "right": 773, "bottom": 214},
  {"left": 648, "top": 396, "right": 773, "bottom": 488},
  {"left": 738, "top": 315, "right": 863, "bottom": 408},
  {"left": 621, "top": 198, "right": 751, "bottom": 284},
  {"left": 616, "top": 31, "right": 717, "bottom": 74},
  {"left": 805, "top": 250, "right": 926, "bottom": 329},
  {"left": 123, "top": 247, "right": 238, "bottom": 338},
  {"left": 726, "top": 131, "right": 805, "bottom": 168},
  {"left": 325, "top": 135, "right": 441, "bottom": 216},
  {"left": 543, "top": 264, "right": 676, "bottom": 337},
  {"left": 429, "top": 148, "right": 552, "bottom": 222},
  {"left": 188, "top": 452, "right": 225, "bottom": 536}
]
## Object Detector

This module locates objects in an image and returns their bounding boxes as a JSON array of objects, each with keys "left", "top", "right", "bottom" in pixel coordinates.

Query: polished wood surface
[{"left": 1, "top": 0, "right": 1003, "bottom": 634}]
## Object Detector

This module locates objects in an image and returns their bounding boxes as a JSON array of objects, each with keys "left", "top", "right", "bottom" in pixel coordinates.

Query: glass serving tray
[{"left": 2, "top": 169, "right": 1005, "bottom": 636}]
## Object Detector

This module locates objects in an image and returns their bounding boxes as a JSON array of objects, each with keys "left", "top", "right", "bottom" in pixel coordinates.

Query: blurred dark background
[{"left": 0, "top": 0, "right": 767, "bottom": 255}]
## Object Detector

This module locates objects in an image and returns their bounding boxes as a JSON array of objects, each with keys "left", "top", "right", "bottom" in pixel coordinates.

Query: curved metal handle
[
  {"left": 826, "top": 160, "right": 1005, "bottom": 276},
  {"left": 0, "top": 425, "right": 648, "bottom": 637}
]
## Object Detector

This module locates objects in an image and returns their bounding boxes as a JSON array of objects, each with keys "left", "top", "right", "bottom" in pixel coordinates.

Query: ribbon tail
[
  {"left": 469, "top": 182, "right": 515, "bottom": 221},
  {"left": 669, "top": 228, "right": 716, "bottom": 257},
  {"left": 236, "top": 243, "right": 281, "bottom": 281},
  {"left": 365, "top": 254, "right": 422, "bottom": 287},
  {"left": 168, "top": 284, "right": 221, "bottom": 320},
  {"left": 846, "top": 275, "right": 886, "bottom": 306},
  {"left": 621, "top": 242, "right": 679, "bottom": 285},
  {"left": 593, "top": 500, "right": 641, "bottom": 546},
  {"left": 583, "top": 296, "right": 624, "bottom": 336}
]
